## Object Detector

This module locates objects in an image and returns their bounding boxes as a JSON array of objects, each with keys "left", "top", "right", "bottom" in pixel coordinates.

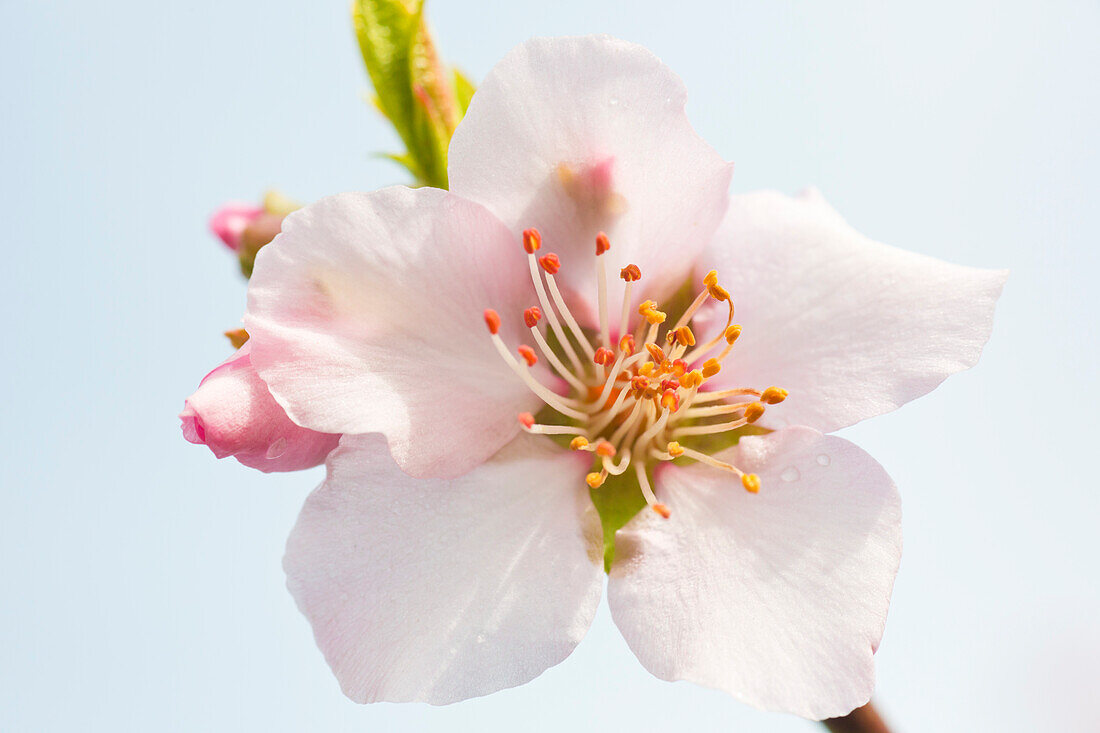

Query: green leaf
[{"left": 352, "top": 0, "right": 472, "bottom": 189}]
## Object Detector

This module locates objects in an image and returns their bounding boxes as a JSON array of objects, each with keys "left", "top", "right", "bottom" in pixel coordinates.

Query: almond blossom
[{"left": 236, "top": 36, "right": 1004, "bottom": 718}]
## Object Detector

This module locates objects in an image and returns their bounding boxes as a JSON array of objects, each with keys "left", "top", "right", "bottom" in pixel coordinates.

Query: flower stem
[{"left": 821, "top": 702, "right": 891, "bottom": 733}]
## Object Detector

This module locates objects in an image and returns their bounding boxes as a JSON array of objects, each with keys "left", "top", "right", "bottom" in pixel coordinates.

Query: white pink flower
[{"left": 237, "top": 36, "right": 1004, "bottom": 717}]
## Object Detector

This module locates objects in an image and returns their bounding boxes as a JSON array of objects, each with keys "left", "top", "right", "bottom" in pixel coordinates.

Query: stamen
[
  {"left": 517, "top": 345, "right": 538, "bottom": 366},
  {"left": 490, "top": 243, "right": 782, "bottom": 511},
  {"left": 543, "top": 264, "right": 597, "bottom": 361},
  {"left": 523, "top": 230, "right": 586, "bottom": 375},
  {"left": 489, "top": 331, "right": 587, "bottom": 419},
  {"left": 638, "top": 464, "right": 660, "bottom": 510},
  {"left": 672, "top": 416, "right": 751, "bottom": 437},
  {"left": 595, "top": 232, "right": 611, "bottom": 349},
  {"left": 527, "top": 308, "right": 587, "bottom": 392},
  {"left": 761, "top": 387, "right": 788, "bottom": 404},
  {"left": 619, "top": 263, "right": 640, "bottom": 342}
]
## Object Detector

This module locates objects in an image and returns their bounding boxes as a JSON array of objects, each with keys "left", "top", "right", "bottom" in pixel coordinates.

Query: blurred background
[{"left": 1, "top": 0, "right": 1096, "bottom": 730}]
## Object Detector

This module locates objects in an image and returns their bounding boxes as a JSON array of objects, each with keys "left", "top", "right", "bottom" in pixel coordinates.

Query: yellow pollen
[
  {"left": 741, "top": 474, "right": 761, "bottom": 493},
  {"left": 675, "top": 326, "right": 696, "bottom": 346},
  {"left": 702, "top": 358, "right": 722, "bottom": 378},
  {"left": 761, "top": 386, "right": 788, "bottom": 404},
  {"left": 724, "top": 325, "right": 742, "bottom": 344},
  {"left": 667, "top": 441, "right": 684, "bottom": 457},
  {"left": 743, "top": 402, "right": 766, "bottom": 423},
  {"left": 703, "top": 270, "right": 718, "bottom": 287},
  {"left": 707, "top": 283, "right": 730, "bottom": 301},
  {"left": 570, "top": 436, "right": 589, "bottom": 451},
  {"left": 638, "top": 362, "right": 656, "bottom": 377},
  {"left": 586, "top": 472, "right": 606, "bottom": 489},
  {"left": 680, "top": 370, "right": 703, "bottom": 388},
  {"left": 645, "top": 343, "right": 666, "bottom": 363}
]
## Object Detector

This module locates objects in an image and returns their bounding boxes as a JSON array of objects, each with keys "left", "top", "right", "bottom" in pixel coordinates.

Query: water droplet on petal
[
  {"left": 780, "top": 465, "right": 801, "bottom": 482},
  {"left": 266, "top": 437, "right": 288, "bottom": 459},
  {"left": 816, "top": 453, "right": 831, "bottom": 466}
]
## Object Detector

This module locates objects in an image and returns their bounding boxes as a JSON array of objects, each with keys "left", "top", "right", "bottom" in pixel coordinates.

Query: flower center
[{"left": 484, "top": 228, "right": 786, "bottom": 519}]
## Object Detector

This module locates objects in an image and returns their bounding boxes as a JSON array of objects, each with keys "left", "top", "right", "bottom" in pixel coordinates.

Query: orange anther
[
  {"left": 741, "top": 474, "right": 761, "bottom": 493},
  {"left": 743, "top": 402, "right": 765, "bottom": 423},
  {"left": 652, "top": 503, "right": 672, "bottom": 519},
  {"left": 702, "top": 358, "right": 722, "bottom": 378},
  {"left": 619, "top": 334, "right": 636, "bottom": 355},
  {"left": 666, "top": 441, "right": 685, "bottom": 458},
  {"left": 523, "top": 306, "right": 542, "bottom": 328},
  {"left": 708, "top": 283, "right": 730, "bottom": 301},
  {"left": 569, "top": 436, "right": 590, "bottom": 451},
  {"left": 224, "top": 328, "right": 249, "bottom": 349},
  {"left": 518, "top": 412, "right": 535, "bottom": 429},
  {"left": 631, "top": 375, "right": 650, "bottom": 392},
  {"left": 660, "top": 388, "right": 680, "bottom": 411},
  {"left": 595, "top": 440, "right": 617, "bottom": 458},
  {"left": 638, "top": 362, "right": 656, "bottom": 377},
  {"left": 620, "top": 263, "right": 641, "bottom": 282},
  {"left": 483, "top": 309, "right": 501, "bottom": 335},
  {"left": 538, "top": 252, "right": 560, "bottom": 274},
  {"left": 703, "top": 270, "right": 718, "bottom": 287},
  {"left": 680, "top": 370, "right": 703, "bottom": 388},
  {"left": 675, "top": 326, "right": 696, "bottom": 347},
  {"left": 517, "top": 345, "right": 538, "bottom": 366},
  {"left": 761, "top": 386, "right": 788, "bottom": 404},
  {"left": 725, "top": 325, "right": 742, "bottom": 344},
  {"left": 522, "top": 228, "right": 542, "bottom": 253},
  {"left": 595, "top": 231, "right": 611, "bottom": 256},
  {"left": 671, "top": 359, "right": 687, "bottom": 377},
  {"left": 586, "top": 472, "right": 606, "bottom": 488},
  {"left": 645, "top": 343, "right": 666, "bottom": 364},
  {"left": 593, "top": 347, "right": 614, "bottom": 366}
]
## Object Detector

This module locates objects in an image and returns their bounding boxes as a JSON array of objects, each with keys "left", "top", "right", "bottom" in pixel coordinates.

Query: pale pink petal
[
  {"left": 179, "top": 343, "right": 340, "bottom": 472},
  {"left": 244, "top": 186, "right": 544, "bottom": 479},
  {"left": 449, "top": 35, "right": 732, "bottom": 325},
  {"left": 284, "top": 433, "right": 604, "bottom": 704},
  {"left": 608, "top": 427, "right": 902, "bottom": 719},
  {"left": 697, "top": 189, "right": 1007, "bottom": 432}
]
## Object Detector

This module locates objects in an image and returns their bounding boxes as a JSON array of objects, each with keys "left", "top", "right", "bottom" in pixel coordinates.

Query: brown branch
[{"left": 822, "top": 702, "right": 891, "bottom": 733}]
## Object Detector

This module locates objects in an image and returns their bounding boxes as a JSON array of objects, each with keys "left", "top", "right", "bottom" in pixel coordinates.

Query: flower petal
[
  {"left": 449, "top": 35, "right": 732, "bottom": 324},
  {"left": 284, "top": 433, "right": 604, "bottom": 704},
  {"left": 699, "top": 189, "right": 1007, "bottom": 432},
  {"left": 608, "top": 427, "right": 902, "bottom": 719},
  {"left": 244, "top": 186, "right": 542, "bottom": 478},
  {"left": 179, "top": 342, "right": 340, "bottom": 472}
]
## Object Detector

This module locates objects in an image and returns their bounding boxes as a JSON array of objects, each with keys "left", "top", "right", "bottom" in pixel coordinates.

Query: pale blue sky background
[{"left": 1, "top": 1, "right": 1097, "bottom": 730}]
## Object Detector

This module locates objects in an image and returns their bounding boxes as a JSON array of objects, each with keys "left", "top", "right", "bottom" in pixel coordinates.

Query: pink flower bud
[
  {"left": 208, "top": 201, "right": 263, "bottom": 252},
  {"left": 180, "top": 342, "right": 340, "bottom": 472}
]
